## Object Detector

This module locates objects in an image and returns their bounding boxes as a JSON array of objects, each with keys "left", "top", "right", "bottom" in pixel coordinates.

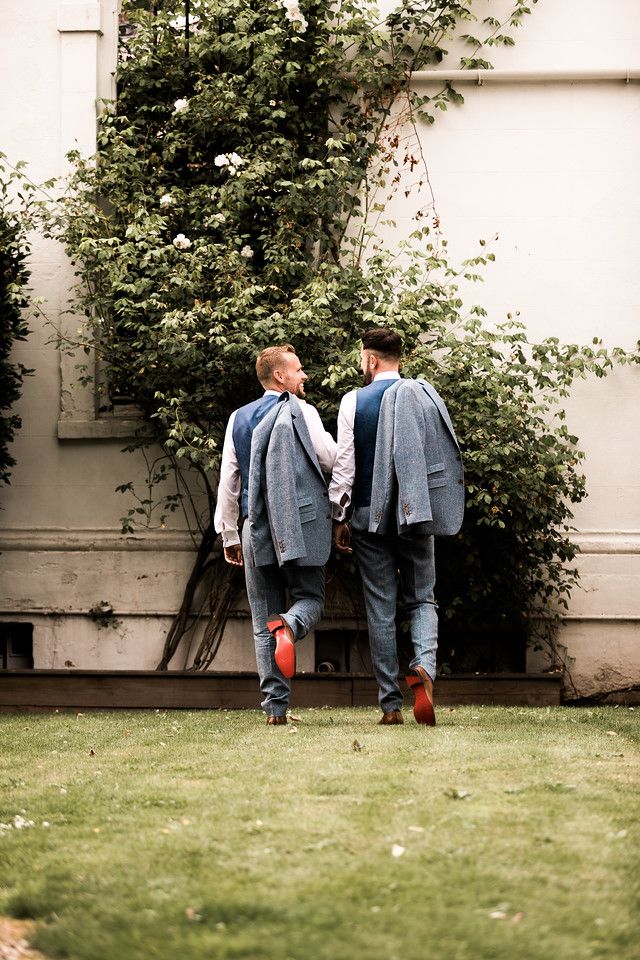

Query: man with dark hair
[
  {"left": 215, "top": 345, "right": 336, "bottom": 724},
  {"left": 360, "top": 327, "right": 403, "bottom": 368},
  {"left": 330, "top": 327, "right": 464, "bottom": 726}
]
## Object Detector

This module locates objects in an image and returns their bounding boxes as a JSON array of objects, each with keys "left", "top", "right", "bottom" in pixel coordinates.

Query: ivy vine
[{"left": 0, "top": 158, "right": 33, "bottom": 496}]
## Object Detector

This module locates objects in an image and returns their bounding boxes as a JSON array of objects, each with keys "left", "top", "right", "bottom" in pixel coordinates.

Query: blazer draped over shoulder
[
  {"left": 248, "top": 394, "right": 332, "bottom": 567},
  {"left": 368, "top": 378, "right": 465, "bottom": 537}
]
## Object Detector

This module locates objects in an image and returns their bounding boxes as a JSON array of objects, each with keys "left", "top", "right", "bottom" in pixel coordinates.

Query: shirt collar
[{"left": 373, "top": 371, "right": 401, "bottom": 382}]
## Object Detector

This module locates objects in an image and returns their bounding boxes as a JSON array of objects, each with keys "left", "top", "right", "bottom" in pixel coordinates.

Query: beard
[
  {"left": 362, "top": 368, "right": 373, "bottom": 386},
  {"left": 294, "top": 383, "right": 306, "bottom": 398}
]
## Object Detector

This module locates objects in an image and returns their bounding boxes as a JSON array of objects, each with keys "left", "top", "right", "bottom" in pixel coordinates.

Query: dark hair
[{"left": 361, "top": 327, "right": 403, "bottom": 360}]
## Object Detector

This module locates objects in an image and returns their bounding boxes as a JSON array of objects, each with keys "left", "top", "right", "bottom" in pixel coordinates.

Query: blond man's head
[{"left": 255, "top": 344, "right": 307, "bottom": 398}]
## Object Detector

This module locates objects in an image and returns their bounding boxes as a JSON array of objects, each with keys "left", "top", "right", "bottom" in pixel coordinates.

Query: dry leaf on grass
[{"left": 0, "top": 917, "right": 49, "bottom": 960}]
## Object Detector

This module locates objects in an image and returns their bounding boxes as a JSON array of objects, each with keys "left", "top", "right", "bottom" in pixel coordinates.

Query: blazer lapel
[{"left": 418, "top": 379, "right": 459, "bottom": 446}]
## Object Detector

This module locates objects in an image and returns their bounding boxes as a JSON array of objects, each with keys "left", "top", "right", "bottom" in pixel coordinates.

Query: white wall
[
  {"left": 0, "top": 1, "right": 198, "bottom": 668},
  {"left": 386, "top": 0, "right": 640, "bottom": 695}
]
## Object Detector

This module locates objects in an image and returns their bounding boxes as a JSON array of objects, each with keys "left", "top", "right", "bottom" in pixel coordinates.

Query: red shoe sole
[
  {"left": 267, "top": 617, "right": 295, "bottom": 679},
  {"left": 406, "top": 675, "right": 436, "bottom": 726}
]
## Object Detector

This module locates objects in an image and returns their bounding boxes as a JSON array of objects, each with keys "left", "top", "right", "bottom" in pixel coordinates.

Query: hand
[
  {"left": 332, "top": 521, "right": 352, "bottom": 555},
  {"left": 224, "top": 544, "right": 244, "bottom": 566}
]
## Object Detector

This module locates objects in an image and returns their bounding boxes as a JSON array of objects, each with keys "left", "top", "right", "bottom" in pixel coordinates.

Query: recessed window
[{"left": 0, "top": 623, "right": 34, "bottom": 670}]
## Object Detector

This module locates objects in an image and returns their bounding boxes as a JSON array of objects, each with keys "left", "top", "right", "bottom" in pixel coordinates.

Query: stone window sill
[{"left": 57, "top": 419, "right": 151, "bottom": 440}]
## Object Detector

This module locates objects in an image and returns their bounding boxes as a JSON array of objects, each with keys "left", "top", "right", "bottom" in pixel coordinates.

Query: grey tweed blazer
[
  {"left": 368, "top": 378, "right": 464, "bottom": 536},
  {"left": 248, "top": 394, "right": 332, "bottom": 567}
]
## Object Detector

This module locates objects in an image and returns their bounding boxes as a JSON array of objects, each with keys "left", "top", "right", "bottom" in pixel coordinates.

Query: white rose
[
  {"left": 240, "top": 245, "right": 254, "bottom": 258},
  {"left": 173, "top": 98, "right": 189, "bottom": 114},
  {"left": 173, "top": 233, "right": 192, "bottom": 250},
  {"left": 214, "top": 154, "right": 229, "bottom": 167},
  {"left": 292, "top": 15, "right": 308, "bottom": 32},
  {"left": 228, "top": 152, "right": 245, "bottom": 167},
  {"left": 159, "top": 194, "right": 173, "bottom": 208}
]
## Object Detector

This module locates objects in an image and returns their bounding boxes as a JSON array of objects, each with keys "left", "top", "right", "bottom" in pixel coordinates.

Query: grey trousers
[
  {"left": 242, "top": 523, "right": 325, "bottom": 717},
  {"left": 351, "top": 506, "right": 438, "bottom": 713}
]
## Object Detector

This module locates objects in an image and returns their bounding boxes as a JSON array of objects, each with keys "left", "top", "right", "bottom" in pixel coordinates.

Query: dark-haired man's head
[{"left": 360, "top": 327, "right": 403, "bottom": 385}]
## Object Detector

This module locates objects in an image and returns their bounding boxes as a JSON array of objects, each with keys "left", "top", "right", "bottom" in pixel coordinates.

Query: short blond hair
[{"left": 255, "top": 344, "right": 296, "bottom": 387}]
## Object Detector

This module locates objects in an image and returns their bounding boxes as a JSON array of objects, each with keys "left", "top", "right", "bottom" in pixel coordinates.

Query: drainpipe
[{"left": 410, "top": 68, "right": 639, "bottom": 85}]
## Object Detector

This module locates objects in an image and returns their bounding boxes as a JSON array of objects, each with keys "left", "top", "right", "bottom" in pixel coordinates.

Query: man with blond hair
[{"left": 215, "top": 345, "right": 336, "bottom": 724}]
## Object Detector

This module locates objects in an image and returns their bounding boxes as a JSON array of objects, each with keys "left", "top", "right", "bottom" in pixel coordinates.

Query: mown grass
[{"left": 0, "top": 705, "right": 638, "bottom": 960}]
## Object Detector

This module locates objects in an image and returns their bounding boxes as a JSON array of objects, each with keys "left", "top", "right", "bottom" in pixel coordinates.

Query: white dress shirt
[
  {"left": 328, "top": 371, "right": 401, "bottom": 522},
  {"left": 214, "top": 390, "right": 337, "bottom": 547}
]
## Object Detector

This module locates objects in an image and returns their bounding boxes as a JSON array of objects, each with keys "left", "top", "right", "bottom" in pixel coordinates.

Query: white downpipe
[{"left": 410, "top": 68, "right": 640, "bottom": 85}]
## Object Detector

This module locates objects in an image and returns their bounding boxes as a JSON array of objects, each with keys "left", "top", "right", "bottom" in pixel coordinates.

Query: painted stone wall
[{"left": 0, "top": 0, "right": 638, "bottom": 696}]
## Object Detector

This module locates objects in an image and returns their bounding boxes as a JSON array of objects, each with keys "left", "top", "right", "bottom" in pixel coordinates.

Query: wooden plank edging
[{"left": 0, "top": 670, "right": 562, "bottom": 710}]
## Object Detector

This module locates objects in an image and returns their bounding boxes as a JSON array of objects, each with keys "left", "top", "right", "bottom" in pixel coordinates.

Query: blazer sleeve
[
  {"left": 393, "top": 386, "right": 435, "bottom": 529},
  {"left": 265, "top": 411, "right": 307, "bottom": 565}
]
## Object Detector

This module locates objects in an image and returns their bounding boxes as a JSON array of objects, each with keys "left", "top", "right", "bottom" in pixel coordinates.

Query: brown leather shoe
[
  {"left": 378, "top": 709, "right": 404, "bottom": 725},
  {"left": 266, "top": 715, "right": 288, "bottom": 726},
  {"left": 406, "top": 666, "right": 436, "bottom": 726}
]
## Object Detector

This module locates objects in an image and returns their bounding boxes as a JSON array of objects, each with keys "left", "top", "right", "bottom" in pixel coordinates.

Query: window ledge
[{"left": 57, "top": 419, "right": 151, "bottom": 440}]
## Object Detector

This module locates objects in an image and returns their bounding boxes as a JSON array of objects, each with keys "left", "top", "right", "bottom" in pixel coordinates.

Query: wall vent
[{"left": 314, "top": 629, "right": 371, "bottom": 674}]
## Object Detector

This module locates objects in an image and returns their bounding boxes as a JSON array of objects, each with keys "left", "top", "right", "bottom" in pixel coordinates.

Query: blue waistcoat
[
  {"left": 232, "top": 394, "right": 279, "bottom": 518},
  {"left": 353, "top": 378, "right": 400, "bottom": 508}
]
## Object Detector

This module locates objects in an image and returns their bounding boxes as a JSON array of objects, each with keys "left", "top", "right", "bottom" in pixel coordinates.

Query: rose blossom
[{"left": 173, "top": 233, "right": 192, "bottom": 250}]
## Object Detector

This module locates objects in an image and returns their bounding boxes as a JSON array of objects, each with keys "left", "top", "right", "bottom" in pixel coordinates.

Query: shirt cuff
[{"left": 221, "top": 530, "right": 241, "bottom": 548}]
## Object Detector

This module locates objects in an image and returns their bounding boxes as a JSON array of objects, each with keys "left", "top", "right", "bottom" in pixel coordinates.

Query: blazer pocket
[
  {"left": 297, "top": 497, "right": 316, "bottom": 524},
  {"left": 426, "top": 462, "right": 444, "bottom": 475},
  {"left": 427, "top": 476, "right": 447, "bottom": 489}
]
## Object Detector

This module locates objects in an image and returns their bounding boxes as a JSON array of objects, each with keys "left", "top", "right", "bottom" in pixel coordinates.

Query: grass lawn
[{"left": 0, "top": 705, "right": 638, "bottom": 960}]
